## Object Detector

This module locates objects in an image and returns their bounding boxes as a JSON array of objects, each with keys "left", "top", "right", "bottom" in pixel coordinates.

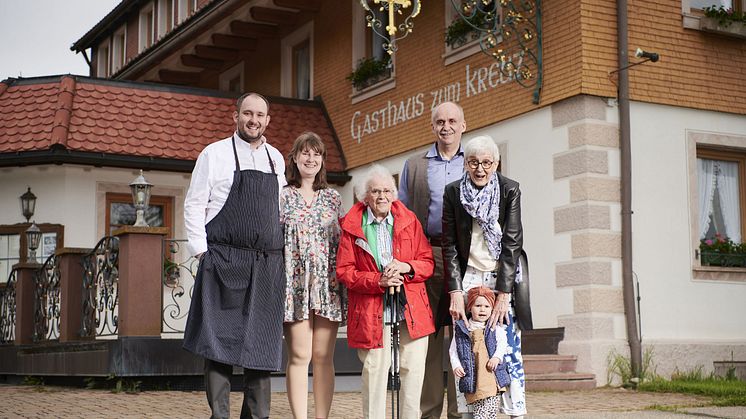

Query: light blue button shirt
[{"left": 398, "top": 143, "right": 464, "bottom": 238}]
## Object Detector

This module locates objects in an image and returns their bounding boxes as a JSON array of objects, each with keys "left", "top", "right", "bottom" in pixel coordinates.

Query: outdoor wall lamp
[
  {"left": 26, "top": 222, "right": 42, "bottom": 262},
  {"left": 20, "top": 187, "right": 37, "bottom": 222},
  {"left": 129, "top": 170, "right": 153, "bottom": 227},
  {"left": 610, "top": 47, "right": 661, "bottom": 75},
  {"left": 635, "top": 48, "right": 659, "bottom": 62}
]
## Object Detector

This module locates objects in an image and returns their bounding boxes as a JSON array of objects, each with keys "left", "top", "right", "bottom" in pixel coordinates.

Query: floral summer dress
[{"left": 280, "top": 187, "right": 346, "bottom": 323}]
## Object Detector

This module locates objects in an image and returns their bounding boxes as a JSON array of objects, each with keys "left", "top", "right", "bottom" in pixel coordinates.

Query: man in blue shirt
[{"left": 398, "top": 101, "right": 466, "bottom": 419}]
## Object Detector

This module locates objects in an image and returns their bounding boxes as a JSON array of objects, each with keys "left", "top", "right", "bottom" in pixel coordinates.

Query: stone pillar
[
  {"left": 57, "top": 248, "right": 92, "bottom": 342},
  {"left": 113, "top": 226, "right": 170, "bottom": 337},
  {"left": 13, "top": 262, "right": 41, "bottom": 345},
  {"left": 551, "top": 95, "right": 628, "bottom": 385}
]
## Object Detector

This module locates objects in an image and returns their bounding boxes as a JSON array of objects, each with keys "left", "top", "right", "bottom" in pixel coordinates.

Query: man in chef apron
[{"left": 183, "top": 92, "right": 286, "bottom": 419}]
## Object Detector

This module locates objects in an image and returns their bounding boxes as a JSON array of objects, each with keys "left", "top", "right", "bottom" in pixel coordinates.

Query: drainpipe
[{"left": 617, "top": 0, "right": 642, "bottom": 380}]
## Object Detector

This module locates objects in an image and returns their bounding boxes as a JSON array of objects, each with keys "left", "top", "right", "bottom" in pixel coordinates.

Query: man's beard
[{"left": 237, "top": 125, "right": 263, "bottom": 142}]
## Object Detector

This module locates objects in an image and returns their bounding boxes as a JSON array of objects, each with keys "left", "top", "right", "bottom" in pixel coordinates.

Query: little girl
[{"left": 449, "top": 286, "right": 509, "bottom": 419}]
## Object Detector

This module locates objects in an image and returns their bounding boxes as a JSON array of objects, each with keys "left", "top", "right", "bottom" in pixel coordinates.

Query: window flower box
[
  {"left": 446, "top": 18, "right": 483, "bottom": 49},
  {"left": 700, "top": 16, "right": 746, "bottom": 39},
  {"left": 347, "top": 56, "right": 392, "bottom": 91},
  {"left": 700, "top": 6, "right": 746, "bottom": 39},
  {"left": 700, "top": 251, "right": 746, "bottom": 267},
  {"left": 700, "top": 234, "right": 746, "bottom": 267},
  {"left": 445, "top": 7, "right": 493, "bottom": 50}
]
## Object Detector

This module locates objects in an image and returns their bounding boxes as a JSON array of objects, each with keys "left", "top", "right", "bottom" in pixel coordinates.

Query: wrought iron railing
[
  {"left": 81, "top": 236, "right": 120, "bottom": 338},
  {"left": 162, "top": 239, "right": 197, "bottom": 334},
  {"left": 33, "top": 254, "right": 61, "bottom": 342},
  {"left": 0, "top": 269, "right": 18, "bottom": 344}
]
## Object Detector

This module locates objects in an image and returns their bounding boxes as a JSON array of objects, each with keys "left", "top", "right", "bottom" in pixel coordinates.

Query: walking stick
[{"left": 387, "top": 285, "right": 401, "bottom": 419}]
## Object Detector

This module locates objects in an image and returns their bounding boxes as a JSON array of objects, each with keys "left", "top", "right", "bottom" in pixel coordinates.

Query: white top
[
  {"left": 467, "top": 219, "right": 498, "bottom": 272},
  {"left": 449, "top": 319, "right": 508, "bottom": 371},
  {"left": 184, "top": 133, "right": 287, "bottom": 256}
]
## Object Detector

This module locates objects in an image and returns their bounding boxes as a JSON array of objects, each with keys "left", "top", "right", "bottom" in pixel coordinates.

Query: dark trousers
[{"left": 205, "top": 359, "right": 271, "bottom": 419}]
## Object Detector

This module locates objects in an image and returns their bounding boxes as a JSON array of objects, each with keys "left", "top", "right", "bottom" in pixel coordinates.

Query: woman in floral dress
[{"left": 281, "top": 131, "right": 346, "bottom": 419}]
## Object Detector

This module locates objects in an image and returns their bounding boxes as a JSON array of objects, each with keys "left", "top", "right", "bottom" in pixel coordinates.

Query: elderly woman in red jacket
[{"left": 337, "top": 164, "right": 435, "bottom": 419}]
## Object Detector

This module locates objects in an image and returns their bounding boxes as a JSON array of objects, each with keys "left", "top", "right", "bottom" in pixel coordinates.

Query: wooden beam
[
  {"left": 273, "top": 0, "right": 321, "bottom": 12},
  {"left": 250, "top": 6, "right": 299, "bottom": 26},
  {"left": 229, "top": 20, "right": 279, "bottom": 38},
  {"left": 194, "top": 45, "right": 239, "bottom": 61},
  {"left": 158, "top": 69, "right": 201, "bottom": 85},
  {"left": 212, "top": 33, "right": 259, "bottom": 50},
  {"left": 181, "top": 54, "right": 224, "bottom": 70}
]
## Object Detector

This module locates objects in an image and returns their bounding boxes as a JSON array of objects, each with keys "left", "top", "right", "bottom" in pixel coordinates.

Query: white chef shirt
[{"left": 184, "top": 133, "right": 287, "bottom": 256}]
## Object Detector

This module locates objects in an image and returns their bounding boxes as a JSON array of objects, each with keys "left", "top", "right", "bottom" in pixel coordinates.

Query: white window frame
[
  {"left": 219, "top": 61, "right": 244, "bottom": 93},
  {"left": 157, "top": 0, "right": 175, "bottom": 36},
  {"left": 97, "top": 39, "right": 111, "bottom": 77},
  {"left": 350, "top": 0, "right": 395, "bottom": 104},
  {"left": 281, "top": 22, "right": 314, "bottom": 99},
  {"left": 139, "top": 2, "right": 156, "bottom": 52},
  {"left": 682, "top": 0, "right": 745, "bottom": 30},
  {"left": 688, "top": 130, "right": 746, "bottom": 282},
  {"left": 177, "top": 0, "right": 197, "bottom": 23},
  {"left": 111, "top": 27, "right": 127, "bottom": 74},
  {"left": 443, "top": 1, "right": 489, "bottom": 66},
  {"left": 0, "top": 233, "right": 20, "bottom": 284}
]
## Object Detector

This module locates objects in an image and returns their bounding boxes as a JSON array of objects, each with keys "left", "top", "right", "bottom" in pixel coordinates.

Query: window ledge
[
  {"left": 693, "top": 265, "right": 746, "bottom": 282},
  {"left": 443, "top": 39, "right": 483, "bottom": 66},
  {"left": 350, "top": 77, "right": 396, "bottom": 105},
  {"left": 683, "top": 13, "right": 746, "bottom": 39}
]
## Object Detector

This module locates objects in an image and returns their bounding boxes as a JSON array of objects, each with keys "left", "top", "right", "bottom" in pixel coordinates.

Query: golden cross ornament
[
  {"left": 375, "top": 0, "right": 411, "bottom": 36},
  {"left": 360, "top": 0, "right": 421, "bottom": 54}
]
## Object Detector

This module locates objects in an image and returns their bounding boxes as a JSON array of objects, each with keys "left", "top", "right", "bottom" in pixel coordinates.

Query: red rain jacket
[{"left": 337, "top": 200, "right": 435, "bottom": 349}]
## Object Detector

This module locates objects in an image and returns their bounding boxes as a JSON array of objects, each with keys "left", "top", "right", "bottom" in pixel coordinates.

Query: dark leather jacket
[{"left": 442, "top": 173, "right": 533, "bottom": 330}]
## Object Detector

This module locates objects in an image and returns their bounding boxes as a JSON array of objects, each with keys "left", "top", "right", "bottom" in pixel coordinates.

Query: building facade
[{"left": 3, "top": 0, "right": 744, "bottom": 383}]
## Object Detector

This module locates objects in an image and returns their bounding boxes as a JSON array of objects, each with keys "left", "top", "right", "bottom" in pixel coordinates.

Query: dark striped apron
[{"left": 183, "top": 137, "right": 285, "bottom": 371}]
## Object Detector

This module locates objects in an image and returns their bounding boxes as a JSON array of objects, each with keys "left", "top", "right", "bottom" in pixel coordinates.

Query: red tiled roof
[{"left": 0, "top": 75, "right": 346, "bottom": 173}]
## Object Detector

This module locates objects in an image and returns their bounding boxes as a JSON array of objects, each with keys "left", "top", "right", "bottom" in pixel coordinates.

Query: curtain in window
[
  {"left": 698, "top": 158, "right": 717, "bottom": 239},
  {"left": 690, "top": 0, "right": 733, "bottom": 10},
  {"left": 295, "top": 44, "right": 310, "bottom": 99},
  {"left": 717, "top": 160, "right": 741, "bottom": 243},
  {"left": 371, "top": 6, "right": 387, "bottom": 61}
]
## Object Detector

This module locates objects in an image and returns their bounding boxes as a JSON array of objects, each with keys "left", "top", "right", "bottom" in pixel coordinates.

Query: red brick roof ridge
[
  {"left": 0, "top": 75, "right": 347, "bottom": 175},
  {"left": 50, "top": 76, "right": 77, "bottom": 148}
]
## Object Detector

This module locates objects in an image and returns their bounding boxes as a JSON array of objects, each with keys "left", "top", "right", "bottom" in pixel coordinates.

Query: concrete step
[
  {"left": 526, "top": 372, "right": 597, "bottom": 391},
  {"left": 523, "top": 354, "right": 578, "bottom": 374}
]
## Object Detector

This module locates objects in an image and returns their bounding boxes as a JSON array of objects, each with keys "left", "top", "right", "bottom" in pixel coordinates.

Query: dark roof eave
[
  {"left": 0, "top": 150, "right": 351, "bottom": 183},
  {"left": 108, "top": 0, "right": 232, "bottom": 79},
  {"left": 71, "top": 0, "right": 146, "bottom": 52},
  {"left": 0, "top": 149, "right": 196, "bottom": 172},
  {"left": 327, "top": 172, "right": 352, "bottom": 186}
]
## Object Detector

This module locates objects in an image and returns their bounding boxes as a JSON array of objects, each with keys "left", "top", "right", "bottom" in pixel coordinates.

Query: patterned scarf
[{"left": 459, "top": 171, "right": 502, "bottom": 260}]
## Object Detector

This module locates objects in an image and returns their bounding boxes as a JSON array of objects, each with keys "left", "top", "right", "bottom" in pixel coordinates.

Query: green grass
[
  {"left": 639, "top": 369, "right": 746, "bottom": 406},
  {"left": 606, "top": 347, "right": 657, "bottom": 386}
]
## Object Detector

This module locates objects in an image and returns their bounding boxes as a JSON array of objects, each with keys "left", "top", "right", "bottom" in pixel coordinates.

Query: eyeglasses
[
  {"left": 368, "top": 188, "right": 395, "bottom": 196},
  {"left": 466, "top": 159, "right": 495, "bottom": 170}
]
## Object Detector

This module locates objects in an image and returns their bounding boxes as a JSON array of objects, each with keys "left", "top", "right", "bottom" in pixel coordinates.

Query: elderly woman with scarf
[{"left": 442, "top": 135, "right": 532, "bottom": 419}]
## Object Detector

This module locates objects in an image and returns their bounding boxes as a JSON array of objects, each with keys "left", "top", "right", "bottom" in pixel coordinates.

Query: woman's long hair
[{"left": 286, "top": 131, "right": 328, "bottom": 191}]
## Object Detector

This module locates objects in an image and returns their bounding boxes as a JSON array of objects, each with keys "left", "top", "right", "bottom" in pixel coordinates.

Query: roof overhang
[{"left": 0, "top": 148, "right": 351, "bottom": 184}]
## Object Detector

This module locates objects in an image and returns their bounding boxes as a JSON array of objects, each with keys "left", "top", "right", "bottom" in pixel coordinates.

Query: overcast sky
[{"left": 0, "top": 0, "right": 121, "bottom": 81}]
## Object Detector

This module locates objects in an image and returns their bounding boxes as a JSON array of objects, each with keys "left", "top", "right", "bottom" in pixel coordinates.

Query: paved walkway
[{"left": 3, "top": 384, "right": 745, "bottom": 418}]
